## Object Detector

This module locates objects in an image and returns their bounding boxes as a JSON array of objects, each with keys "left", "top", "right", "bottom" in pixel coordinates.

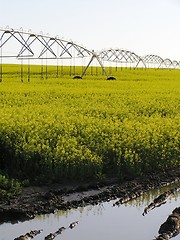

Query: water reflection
[{"left": 0, "top": 182, "right": 179, "bottom": 240}]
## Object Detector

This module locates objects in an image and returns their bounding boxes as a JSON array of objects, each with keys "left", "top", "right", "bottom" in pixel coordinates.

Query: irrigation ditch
[{"left": 0, "top": 167, "right": 179, "bottom": 240}]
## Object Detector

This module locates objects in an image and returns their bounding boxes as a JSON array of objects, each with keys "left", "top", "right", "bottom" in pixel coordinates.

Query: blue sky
[{"left": 1, "top": 0, "right": 180, "bottom": 60}]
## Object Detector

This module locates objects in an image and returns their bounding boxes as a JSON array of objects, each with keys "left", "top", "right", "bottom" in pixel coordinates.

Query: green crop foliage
[
  {"left": 0, "top": 173, "right": 22, "bottom": 199},
  {"left": 0, "top": 65, "right": 179, "bottom": 184}
]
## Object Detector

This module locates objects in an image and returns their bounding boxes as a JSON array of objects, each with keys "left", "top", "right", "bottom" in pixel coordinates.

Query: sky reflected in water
[{"left": 0, "top": 182, "right": 179, "bottom": 240}]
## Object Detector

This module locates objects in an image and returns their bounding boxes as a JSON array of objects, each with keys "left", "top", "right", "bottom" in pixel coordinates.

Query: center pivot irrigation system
[{"left": 0, "top": 27, "right": 180, "bottom": 81}]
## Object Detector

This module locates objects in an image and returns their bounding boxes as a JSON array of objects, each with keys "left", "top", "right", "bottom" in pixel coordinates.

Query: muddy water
[{"left": 0, "top": 182, "right": 179, "bottom": 240}]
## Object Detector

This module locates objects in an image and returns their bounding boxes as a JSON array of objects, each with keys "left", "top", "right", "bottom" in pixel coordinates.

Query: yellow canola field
[{"left": 0, "top": 67, "right": 179, "bottom": 183}]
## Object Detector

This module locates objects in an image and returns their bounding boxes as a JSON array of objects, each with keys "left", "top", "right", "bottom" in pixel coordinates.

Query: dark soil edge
[{"left": 0, "top": 167, "right": 179, "bottom": 224}]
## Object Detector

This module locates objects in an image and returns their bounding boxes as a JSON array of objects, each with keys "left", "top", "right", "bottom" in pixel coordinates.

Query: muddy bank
[
  {"left": 142, "top": 188, "right": 179, "bottom": 216},
  {"left": 0, "top": 167, "right": 179, "bottom": 224},
  {"left": 155, "top": 207, "right": 180, "bottom": 240},
  {"left": 14, "top": 230, "right": 42, "bottom": 240},
  {"left": 14, "top": 222, "right": 78, "bottom": 240}
]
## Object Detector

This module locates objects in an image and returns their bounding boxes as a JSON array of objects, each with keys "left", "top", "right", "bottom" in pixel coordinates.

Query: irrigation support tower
[
  {"left": 0, "top": 27, "right": 113, "bottom": 81},
  {"left": 0, "top": 26, "right": 180, "bottom": 82}
]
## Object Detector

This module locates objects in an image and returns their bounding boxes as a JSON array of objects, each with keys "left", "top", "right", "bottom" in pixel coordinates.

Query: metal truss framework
[
  {"left": 142, "top": 55, "right": 163, "bottom": 68},
  {"left": 142, "top": 55, "right": 180, "bottom": 69},
  {"left": 172, "top": 60, "right": 179, "bottom": 69},
  {"left": 0, "top": 27, "right": 180, "bottom": 82},
  {"left": 0, "top": 27, "right": 93, "bottom": 59},
  {"left": 98, "top": 50, "right": 180, "bottom": 69},
  {"left": 97, "top": 49, "right": 146, "bottom": 68},
  {"left": 0, "top": 27, "right": 112, "bottom": 80}
]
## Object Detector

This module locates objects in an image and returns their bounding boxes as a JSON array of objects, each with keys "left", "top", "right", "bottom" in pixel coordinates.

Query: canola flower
[{"left": 0, "top": 66, "right": 179, "bottom": 183}]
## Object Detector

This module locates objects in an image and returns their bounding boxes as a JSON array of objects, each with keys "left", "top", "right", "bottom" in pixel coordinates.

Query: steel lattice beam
[
  {"left": 0, "top": 27, "right": 114, "bottom": 80},
  {"left": 172, "top": 60, "right": 179, "bottom": 69},
  {"left": 142, "top": 55, "right": 164, "bottom": 65},
  {"left": 0, "top": 27, "right": 92, "bottom": 59},
  {"left": 0, "top": 26, "right": 180, "bottom": 79},
  {"left": 97, "top": 49, "right": 146, "bottom": 68}
]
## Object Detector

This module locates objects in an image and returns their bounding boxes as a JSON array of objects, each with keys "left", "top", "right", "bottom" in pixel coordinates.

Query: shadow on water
[{"left": 0, "top": 182, "right": 179, "bottom": 240}]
